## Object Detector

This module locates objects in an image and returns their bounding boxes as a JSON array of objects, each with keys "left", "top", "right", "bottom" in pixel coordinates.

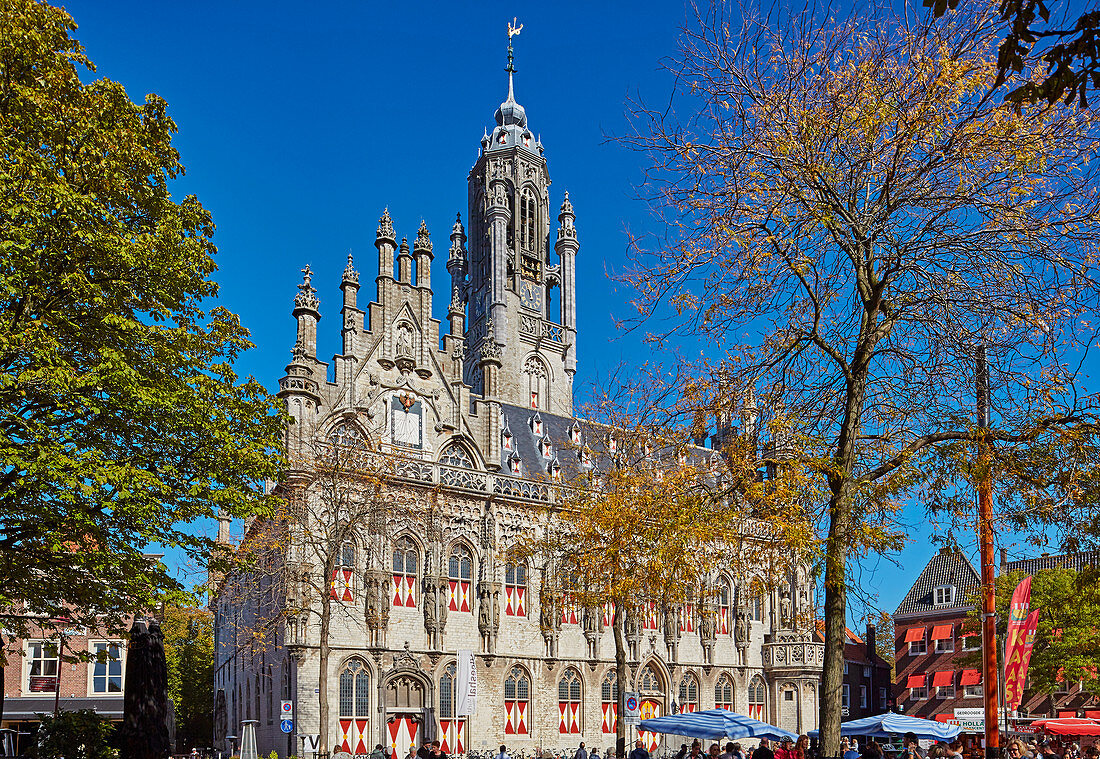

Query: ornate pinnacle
[
  {"left": 398, "top": 236, "right": 410, "bottom": 258},
  {"left": 342, "top": 252, "right": 359, "bottom": 284},
  {"left": 481, "top": 318, "right": 502, "bottom": 361},
  {"left": 414, "top": 220, "right": 432, "bottom": 252},
  {"left": 294, "top": 265, "right": 319, "bottom": 310},
  {"left": 451, "top": 212, "right": 465, "bottom": 239},
  {"left": 560, "top": 191, "right": 574, "bottom": 217},
  {"left": 376, "top": 208, "right": 396, "bottom": 241}
]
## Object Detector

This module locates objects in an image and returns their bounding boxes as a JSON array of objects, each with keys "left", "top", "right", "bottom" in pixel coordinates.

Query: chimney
[
  {"left": 866, "top": 623, "right": 877, "bottom": 659},
  {"left": 1000, "top": 547, "right": 1008, "bottom": 574}
]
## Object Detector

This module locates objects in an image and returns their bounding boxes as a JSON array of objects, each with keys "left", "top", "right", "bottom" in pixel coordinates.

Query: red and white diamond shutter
[
  {"left": 678, "top": 674, "right": 699, "bottom": 713},
  {"left": 748, "top": 675, "right": 767, "bottom": 720},
  {"left": 503, "top": 665, "right": 530, "bottom": 735},
  {"left": 643, "top": 600, "right": 659, "bottom": 630},
  {"left": 505, "top": 562, "right": 527, "bottom": 616},
  {"left": 715, "top": 674, "right": 734, "bottom": 710},
  {"left": 718, "top": 581, "right": 731, "bottom": 635},
  {"left": 392, "top": 536, "right": 418, "bottom": 608},
  {"left": 558, "top": 669, "right": 582, "bottom": 734},
  {"left": 601, "top": 672, "right": 618, "bottom": 734},
  {"left": 448, "top": 543, "right": 473, "bottom": 613},
  {"left": 331, "top": 540, "right": 356, "bottom": 602},
  {"left": 561, "top": 595, "right": 579, "bottom": 625},
  {"left": 339, "top": 659, "right": 370, "bottom": 754},
  {"left": 439, "top": 662, "right": 466, "bottom": 754}
]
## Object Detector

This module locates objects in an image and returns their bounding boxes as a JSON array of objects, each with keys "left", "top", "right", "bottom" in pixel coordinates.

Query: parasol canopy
[
  {"left": 807, "top": 713, "right": 960, "bottom": 740},
  {"left": 638, "top": 709, "right": 797, "bottom": 741},
  {"left": 1031, "top": 718, "right": 1100, "bottom": 736}
]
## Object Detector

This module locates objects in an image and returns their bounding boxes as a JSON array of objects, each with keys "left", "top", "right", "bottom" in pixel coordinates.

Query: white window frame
[
  {"left": 908, "top": 638, "right": 928, "bottom": 655},
  {"left": 962, "top": 635, "right": 981, "bottom": 651},
  {"left": 934, "top": 585, "right": 955, "bottom": 606},
  {"left": 842, "top": 683, "right": 850, "bottom": 708},
  {"left": 879, "top": 687, "right": 888, "bottom": 707},
  {"left": 25, "top": 640, "right": 59, "bottom": 693},
  {"left": 910, "top": 685, "right": 929, "bottom": 700},
  {"left": 937, "top": 684, "right": 956, "bottom": 700},
  {"left": 89, "top": 640, "right": 125, "bottom": 695},
  {"left": 964, "top": 684, "right": 983, "bottom": 698},
  {"left": 860, "top": 685, "right": 868, "bottom": 708},
  {"left": 935, "top": 636, "right": 955, "bottom": 653}
]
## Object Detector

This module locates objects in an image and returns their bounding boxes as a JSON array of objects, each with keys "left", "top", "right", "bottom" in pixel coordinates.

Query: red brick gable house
[{"left": 892, "top": 548, "right": 985, "bottom": 721}]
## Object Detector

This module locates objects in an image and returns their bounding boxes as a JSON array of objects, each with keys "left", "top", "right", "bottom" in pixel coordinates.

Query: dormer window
[
  {"left": 550, "top": 458, "right": 562, "bottom": 481},
  {"left": 508, "top": 452, "right": 522, "bottom": 475},
  {"left": 530, "top": 411, "right": 543, "bottom": 436},
  {"left": 578, "top": 448, "right": 592, "bottom": 469},
  {"left": 502, "top": 426, "right": 514, "bottom": 452},
  {"left": 530, "top": 390, "right": 539, "bottom": 409},
  {"left": 538, "top": 437, "right": 553, "bottom": 458},
  {"left": 934, "top": 585, "right": 955, "bottom": 606},
  {"left": 654, "top": 469, "right": 664, "bottom": 482},
  {"left": 678, "top": 450, "right": 688, "bottom": 466},
  {"left": 608, "top": 436, "right": 617, "bottom": 455},
  {"left": 570, "top": 423, "right": 582, "bottom": 446}
]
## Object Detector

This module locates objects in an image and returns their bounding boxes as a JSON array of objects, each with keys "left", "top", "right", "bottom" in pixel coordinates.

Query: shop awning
[
  {"left": 931, "top": 624, "right": 954, "bottom": 640},
  {"left": 905, "top": 627, "right": 926, "bottom": 643},
  {"left": 932, "top": 671, "right": 955, "bottom": 687},
  {"left": 935, "top": 715, "right": 956, "bottom": 723},
  {"left": 906, "top": 674, "right": 927, "bottom": 689},
  {"left": 960, "top": 669, "right": 982, "bottom": 686}
]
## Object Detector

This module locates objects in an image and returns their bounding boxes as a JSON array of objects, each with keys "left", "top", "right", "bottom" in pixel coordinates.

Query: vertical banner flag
[
  {"left": 1007, "top": 609, "right": 1041, "bottom": 711},
  {"left": 1003, "top": 575, "right": 1033, "bottom": 709},
  {"left": 456, "top": 649, "right": 477, "bottom": 717}
]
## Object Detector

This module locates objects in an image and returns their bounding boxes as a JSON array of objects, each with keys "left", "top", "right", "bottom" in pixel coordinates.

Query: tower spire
[{"left": 506, "top": 18, "right": 522, "bottom": 102}]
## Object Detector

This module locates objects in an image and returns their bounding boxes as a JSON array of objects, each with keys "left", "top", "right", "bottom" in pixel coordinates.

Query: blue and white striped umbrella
[
  {"left": 807, "top": 713, "right": 960, "bottom": 740},
  {"left": 638, "top": 709, "right": 798, "bottom": 741}
]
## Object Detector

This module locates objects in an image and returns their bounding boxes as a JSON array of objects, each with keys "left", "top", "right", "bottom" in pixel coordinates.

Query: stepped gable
[{"left": 894, "top": 548, "right": 980, "bottom": 618}]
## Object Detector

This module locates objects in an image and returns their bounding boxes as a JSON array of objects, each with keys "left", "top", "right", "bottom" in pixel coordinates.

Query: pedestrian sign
[{"left": 281, "top": 719, "right": 294, "bottom": 734}]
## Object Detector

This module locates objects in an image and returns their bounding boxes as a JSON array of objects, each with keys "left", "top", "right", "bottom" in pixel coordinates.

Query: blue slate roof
[{"left": 893, "top": 549, "right": 980, "bottom": 619}]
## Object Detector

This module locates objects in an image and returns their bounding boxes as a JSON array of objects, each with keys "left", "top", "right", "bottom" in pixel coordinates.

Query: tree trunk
[
  {"left": 819, "top": 496, "right": 849, "bottom": 759},
  {"left": 614, "top": 610, "right": 629, "bottom": 757},
  {"left": 319, "top": 585, "right": 333, "bottom": 755}
]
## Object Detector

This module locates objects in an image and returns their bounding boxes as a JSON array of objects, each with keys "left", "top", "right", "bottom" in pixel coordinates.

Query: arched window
[
  {"left": 392, "top": 536, "right": 418, "bottom": 608},
  {"left": 331, "top": 541, "right": 355, "bottom": 602},
  {"left": 519, "top": 187, "right": 538, "bottom": 253},
  {"left": 678, "top": 673, "right": 699, "bottom": 712},
  {"left": 339, "top": 659, "right": 370, "bottom": 754},
  {"left": 715, "top": 673, "right": 734, "bottom": 710},
  {"left": 448, "top": 544, "right": 473, "bottom": 612},
  {"left": 330, "top": 423, "right": 366, "bottom": 448},
  {"left": 680, "top": 587, "right": 696, "bottom": 633},
  {"left": 718, "top": 580, "right": 732, "bottom": 635},
  {"left": 439, "top": 443, "right": 474, "bottom": 469},
  {"left": 439, "top": 663, "right": 466, "bottom": 754},
  {"left": 601, "top": 671, "right": 618, "bottom": 734},
  {"left": 523, "top": 356, "right": 548, "bottom": 410},
  {"left": 504, "top": 665, "right": 531, "bottom": 735},
  {"left": 748, "top": 675, "right": 767, "bottom": 720},
  {"left": 505, "top": 561, "right": 527, "bottom": 616},
  {"left": 638, "top": 665, "right": 664, "bottom": 753},
  {"left": 640, "top": 664, "right": 662, "bottom": 694},
  {"left": 558, "top": 668, "right": 582, "bottom": 734}
]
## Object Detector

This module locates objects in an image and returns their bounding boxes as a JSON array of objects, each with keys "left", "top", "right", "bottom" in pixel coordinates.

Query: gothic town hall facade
[{"left": 212, "top": 52, "right": 823, "bottom": 759}]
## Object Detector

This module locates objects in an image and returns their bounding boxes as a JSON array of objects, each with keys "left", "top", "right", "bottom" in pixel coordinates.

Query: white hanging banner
[{"left": 456, "top": 649, "right": 477, "bottom": 717}]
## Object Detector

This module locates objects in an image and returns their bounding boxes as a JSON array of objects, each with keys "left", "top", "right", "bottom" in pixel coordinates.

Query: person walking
[
  {"left": 576, "top": 743, "right": 589, "bottom": 759},
  {"left": 630, "top": 740, "right": 651, "bottom": 759}
]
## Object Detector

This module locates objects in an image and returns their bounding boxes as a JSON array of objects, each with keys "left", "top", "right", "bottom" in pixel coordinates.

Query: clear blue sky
[{"left": 62, "top": 0, "right": 1046, "bottom": 625}]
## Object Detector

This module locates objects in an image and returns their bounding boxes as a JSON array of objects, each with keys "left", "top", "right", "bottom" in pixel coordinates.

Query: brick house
[
  {"left": 816, "top": 623, "right": 893, "bottom": 719},
  {"left": 1, "top": 618, "right": 128, "bottom": 755},
  {"left": 892, "top": 548, "right": 985, "bottom": 722}
]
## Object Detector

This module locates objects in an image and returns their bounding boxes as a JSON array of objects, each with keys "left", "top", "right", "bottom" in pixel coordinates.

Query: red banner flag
[
  {"left": 1006, "top": 609, "right": 1041, "bottom": 710},
  {"left": 1003, "top": 575, "right": 1034, "bottom": 709}
]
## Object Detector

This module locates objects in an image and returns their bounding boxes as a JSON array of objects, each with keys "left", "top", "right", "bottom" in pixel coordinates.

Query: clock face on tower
[{"left": 520, "top": 280, "right": 542, "bottom": 311}]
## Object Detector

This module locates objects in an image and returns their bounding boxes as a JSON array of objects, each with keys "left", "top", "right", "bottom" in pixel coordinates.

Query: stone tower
[{"left": 462, "top": 28, "right": 578, "bottom": 417}]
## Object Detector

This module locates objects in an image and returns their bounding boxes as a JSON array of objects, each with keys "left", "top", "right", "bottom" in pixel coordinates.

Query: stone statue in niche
[
  {"left": 735, "top": 611, "right": 748, "bottom": 643},
  {"left": 780, "top": 591, "right": 793, "bottom": 628},
  {"left": 396, "top": 323, "right": 413, "bottom": 358}
]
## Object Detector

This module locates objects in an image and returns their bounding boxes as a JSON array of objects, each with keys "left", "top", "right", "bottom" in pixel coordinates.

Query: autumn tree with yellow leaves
[
  {"left": 621, "top": 2, "right": 1100, "bottom": 753},
  {"left": 525, "top": 375, "right": 817, "bottom": 747}
]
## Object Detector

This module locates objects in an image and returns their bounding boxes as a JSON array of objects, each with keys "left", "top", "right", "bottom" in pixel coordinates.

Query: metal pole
[{"left": 976, "top": 346, "right": 1000, "bottom": 759}]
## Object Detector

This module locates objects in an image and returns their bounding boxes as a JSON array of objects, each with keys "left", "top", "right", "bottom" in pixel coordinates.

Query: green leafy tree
[
  {"left": 37, "top": 709, "right": 115, "bottom": 759},
  {"left": 962, "top": 567, "right": 1100, "bottom": 696},
  {"left": 162, "top": 606, "right": 215, "bottom": 751},
  {"left": 0, "top": 0, "right": 283, "bottom": 640}
]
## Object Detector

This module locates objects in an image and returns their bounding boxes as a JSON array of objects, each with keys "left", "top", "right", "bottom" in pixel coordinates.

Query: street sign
[
  {"left": 281, "top": 719, "right": 294, "bottom": 734},
  {"left": 281, "top": 701, "right": 294, "bottom": 716},
  {"left": 624, "top": 693, "right": 641, "bottom": 724}
]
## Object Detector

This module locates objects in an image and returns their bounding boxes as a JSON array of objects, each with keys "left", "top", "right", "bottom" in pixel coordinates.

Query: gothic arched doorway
[
  {"left": 637, "top": 662, "right": 666, "bottom": 753},
  {"left": 383, "top": 673, "right": 428, "bottom": 759}
]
